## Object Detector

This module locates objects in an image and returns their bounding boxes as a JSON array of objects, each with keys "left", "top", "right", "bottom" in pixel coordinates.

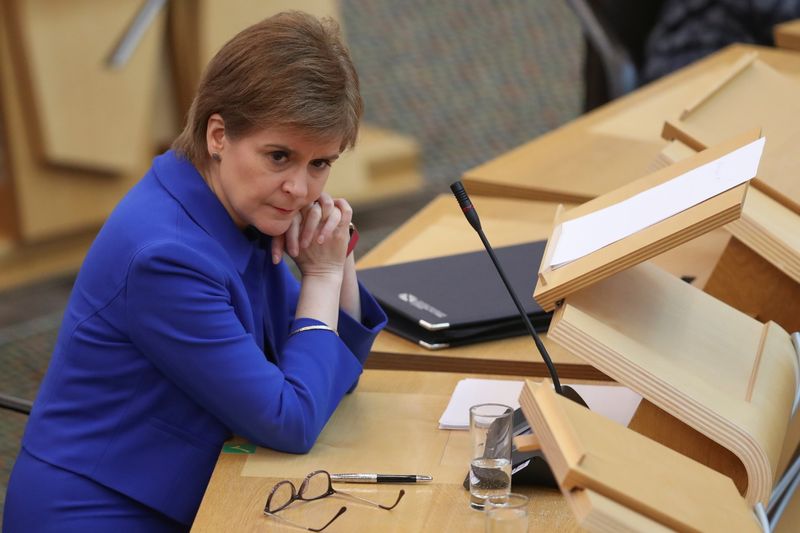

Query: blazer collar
[{"left": 152, "top": 150, "right": 256, "bottom": 273}]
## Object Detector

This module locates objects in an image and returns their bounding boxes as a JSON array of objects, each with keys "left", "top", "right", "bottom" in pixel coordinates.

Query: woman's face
[{"left": 206, "top": 119, "right": 342, "bottom": 236}]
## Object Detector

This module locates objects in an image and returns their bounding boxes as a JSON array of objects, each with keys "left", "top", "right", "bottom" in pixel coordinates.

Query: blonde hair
[{"left": 172, "top": 11, "right": 362, "bottom": 166}]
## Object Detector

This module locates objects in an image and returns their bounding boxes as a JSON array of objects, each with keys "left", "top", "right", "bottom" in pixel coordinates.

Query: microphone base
[{"left": 560, "top": 384, "right": 588, "bottom": 408}]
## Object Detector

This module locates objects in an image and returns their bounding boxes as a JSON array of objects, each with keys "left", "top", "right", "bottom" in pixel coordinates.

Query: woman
[{"left": 3, "top": 11, "right": 386, "bottom": 531}]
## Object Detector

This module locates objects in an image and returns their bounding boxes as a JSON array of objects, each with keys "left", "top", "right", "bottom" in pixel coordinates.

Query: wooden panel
[
  {"left": 667, "top": 58, "right": 800, "bottom": 214},
  {"left": 463, "top": 44, "right": 800, "bottom": 204},
  {"left": 656, "top": 140, "right": 800, "bottom": 292},
  {"left": 775, "top": 19, "right": 800, "bottom": 51},
  {"left": 705, "top": 237, "right": 800, "bottom": 333},
  {"left": 567, "top": 489, "right": 673, "bottom": 533},
  {"left": 519, "top": 380, "right": 760, "bottom": 532},
  {"left": 7, "top": 0, "right": 163, "bottom": 173},
  {"left": 547, "top": 263, "right": 798, "bottom": 505},
  {"left": 727, "top": 187, "right": 800, "bottom": 285},
  {"left": 199, "top": 0, "right": 339, "bottom": 67},
  {"left": 0, "top": 3, "right": 158, "bottom": 242},
  {"left": 0, "top": 110, "right": 18, "bottom": 245},
  {"left": 628, "top": 399, "right": 748, "bottom": 495}
]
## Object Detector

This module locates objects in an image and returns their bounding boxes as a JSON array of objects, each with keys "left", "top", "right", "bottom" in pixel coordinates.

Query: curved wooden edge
[
  {"left": 543, "top": 262, "right": 799, "bottom": 505},
  {"left": 549, "top": 309, "right": 771, "bottom": 504},
  {"left": 519, "top": 380, "right": 762, "bottom": 532}
]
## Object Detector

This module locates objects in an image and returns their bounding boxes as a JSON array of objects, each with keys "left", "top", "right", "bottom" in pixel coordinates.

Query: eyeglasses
[{"left": 263, "top": 470, "right": 405, "bottom": 531}]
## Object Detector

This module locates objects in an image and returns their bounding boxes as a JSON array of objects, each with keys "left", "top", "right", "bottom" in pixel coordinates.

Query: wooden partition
[
  {"left": 665, "top": 56, "right": 800, "bottom": 214},
  {"left": 518, "top": 380, "right": 762, "bottom": 532},
  {"left": 705, "top": 237, "right": 800, "bottom": 334},
  {"left": 462, "top": 45, "right": 800, "bottom": 205},
  {"left": 546, "top": 263, "right": 799, "bottom": 505},
  {"left": 0, "top": 0, "right": 164, "bottom": 242},
  {"left": 5, "top": 0, "right": 163, "bottom": 174},
  {"left": 660, "top": 128, "right": 800, "bottom": 334}
]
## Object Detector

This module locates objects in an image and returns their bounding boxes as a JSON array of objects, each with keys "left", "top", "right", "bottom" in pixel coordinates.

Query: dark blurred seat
[{"left": 567, "top": 0, "right": 666, "bottom": 112}]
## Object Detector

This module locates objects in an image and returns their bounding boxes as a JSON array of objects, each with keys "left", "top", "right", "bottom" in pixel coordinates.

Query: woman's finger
[
  {"left": 317, "top": 192, "right": 335, "bottom": 215},
  {"left": 286, "top": 212, "right": 302, "bottom": 257},
  {"left": 314, "top": 193, "right": 335, "bottom": 244},
  {"left": 332, "top": 198, "right": 353, "bottom": 227},
  {"left": 300, "top": 201, "right": 323, "bottom": 249},
  {"left": 319, "top": 197, "right": 351, "bottom": 244},
  {"left": 317, "top": 205, "right": 342, "bottom": 244}
]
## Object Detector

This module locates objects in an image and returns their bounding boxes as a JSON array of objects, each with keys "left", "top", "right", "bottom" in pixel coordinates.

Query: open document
[{"left": 547, "top": 137, "right": 765, "bottom": 269}]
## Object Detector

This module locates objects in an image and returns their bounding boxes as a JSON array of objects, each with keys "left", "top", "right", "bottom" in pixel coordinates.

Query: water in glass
[{"left": 469, "top": 457, "right": 511, "bottom": 509}]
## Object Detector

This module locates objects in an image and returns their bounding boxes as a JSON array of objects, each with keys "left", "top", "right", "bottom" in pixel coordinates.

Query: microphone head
[
  {"left": 450, "top": 180, "right": 482, "bottom": 231},
  {"left": 450, "top": 181, "right": 471, "bottom": 209}
]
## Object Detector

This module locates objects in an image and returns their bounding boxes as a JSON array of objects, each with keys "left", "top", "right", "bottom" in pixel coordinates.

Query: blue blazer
[{"left": 20, "top": 151, "right": 387, "bottom": 525}]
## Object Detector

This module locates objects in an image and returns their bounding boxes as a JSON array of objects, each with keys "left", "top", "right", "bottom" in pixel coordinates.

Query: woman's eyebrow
[
  {"left": 261, "top": 143, "right": 292, "bottom": 152},
  {"left": 260, "top": 144, "right": 339, "bottom": 161}
]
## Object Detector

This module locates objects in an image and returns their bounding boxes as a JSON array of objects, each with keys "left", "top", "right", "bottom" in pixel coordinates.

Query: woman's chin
[{"left": 252, "top": 219, "right": 291, "bottom": 237}]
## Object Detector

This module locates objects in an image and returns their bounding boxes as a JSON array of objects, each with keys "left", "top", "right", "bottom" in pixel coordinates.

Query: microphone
[{"left": 450, "top": 181, "right": 584, "bottom": 403}]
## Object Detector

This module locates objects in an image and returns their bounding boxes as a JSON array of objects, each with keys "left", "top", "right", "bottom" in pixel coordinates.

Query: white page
[
  {"left": 438, "top": 379, "right": 524, "bottom": 430},
  {"left": 438, "top": 378, "right": 642, "bottom": 430},
  {"left": 547, "top": 137, "right": 765, "bottom": 269}
]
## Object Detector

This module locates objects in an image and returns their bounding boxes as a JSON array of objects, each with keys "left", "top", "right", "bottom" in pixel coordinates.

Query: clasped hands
[{"left": 270, "top": 192, "right": 353, "bottom": 278}]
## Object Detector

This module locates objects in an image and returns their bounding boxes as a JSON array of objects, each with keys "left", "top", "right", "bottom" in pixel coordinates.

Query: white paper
[
  {"left": 438, "top": 379, "right": 525, "bottom": 430},
  {"left": 548, "top": 137, "right": 765, "bottom": 269},
  {"left": 438, "top": 378, "right": 642, "bottom": 430}
]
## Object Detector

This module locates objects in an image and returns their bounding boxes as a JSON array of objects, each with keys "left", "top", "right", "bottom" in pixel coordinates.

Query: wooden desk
[
  {"left": 775, "top": 19, "right": 800, "bottom": 51},
  {"left": 192, "top": 370, "right": 579, "bottom": 532},
  {"left": 462, "top": 44, "right": 800, "bottom": 204},
  {"left": 356, "top": 194, "right": 728, "bottom": 379}
]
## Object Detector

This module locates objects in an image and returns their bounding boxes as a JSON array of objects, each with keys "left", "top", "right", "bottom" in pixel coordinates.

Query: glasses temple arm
[
  {"left": 336, "top": 488, "right": 406, "bottom": 511},
  {"left": 264, "top": 506, "right": 347, "bottom": 532}
]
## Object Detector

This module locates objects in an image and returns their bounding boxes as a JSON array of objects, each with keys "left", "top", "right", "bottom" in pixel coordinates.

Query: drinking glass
[
  {"left": 469, "top": 403, "right": 513, "bottom": 510},
  {"left": 484, "top": 493, "right": 529, "bottom": 533}
]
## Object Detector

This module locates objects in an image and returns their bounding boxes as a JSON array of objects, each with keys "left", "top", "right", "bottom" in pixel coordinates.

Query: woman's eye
[
  {"left": 268, "top": 151, "right": 288, "bottom": 163},
  {"left": 311, "top": 159, "right": 331, "bottom": 169}
]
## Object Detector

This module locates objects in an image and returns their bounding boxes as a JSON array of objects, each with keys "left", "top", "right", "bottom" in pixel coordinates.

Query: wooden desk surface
[
  {"left": 462, "top": 44, "right": 800, "bottom": 205},
  {"left": 192, "top": 370, "right": 579, "bottom": 532}
]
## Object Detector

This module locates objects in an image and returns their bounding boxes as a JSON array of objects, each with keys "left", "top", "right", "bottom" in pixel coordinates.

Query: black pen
[{"left": 330, "top": 473, "right": 433, "bottom": 484}]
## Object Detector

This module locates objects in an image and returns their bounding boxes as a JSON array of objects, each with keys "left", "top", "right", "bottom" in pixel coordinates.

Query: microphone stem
[{"left": 475, "top": 228, "right": 565, "bottom": 395}]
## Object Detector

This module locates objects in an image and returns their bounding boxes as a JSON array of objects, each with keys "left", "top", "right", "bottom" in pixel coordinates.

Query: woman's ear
[{"left": 206, "top": 113, "right": 226, "bottom": 158}]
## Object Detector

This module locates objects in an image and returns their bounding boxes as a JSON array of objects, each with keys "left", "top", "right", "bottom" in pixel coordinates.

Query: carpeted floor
[
  {"left": 343, "top": 0, "right": 582, "bottom": 186},
  {"left": 0, "top": 1, "right": 582, "bottom": 520}
]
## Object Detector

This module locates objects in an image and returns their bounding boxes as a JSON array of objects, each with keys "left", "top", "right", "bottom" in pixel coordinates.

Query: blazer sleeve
[
  {"left": 277, "top": 262, "right": 387, "bottom": 367},
  {"left": 126, "top": 241, "right": 364, "bottom": 453}
]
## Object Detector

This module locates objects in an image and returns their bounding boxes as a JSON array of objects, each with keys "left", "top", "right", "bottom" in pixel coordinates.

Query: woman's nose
[{"left": 281, "top": 169, "right": 308, "bottom": 198}]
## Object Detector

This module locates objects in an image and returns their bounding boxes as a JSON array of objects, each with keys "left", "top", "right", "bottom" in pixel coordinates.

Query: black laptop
[{"left": 357, "top": 241, "right": 551, "bottom": 349}]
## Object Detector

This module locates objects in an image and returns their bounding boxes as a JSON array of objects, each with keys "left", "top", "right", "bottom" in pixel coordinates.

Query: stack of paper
[{"left": 438, "top": 378, "right": 642, "bottom": 430}]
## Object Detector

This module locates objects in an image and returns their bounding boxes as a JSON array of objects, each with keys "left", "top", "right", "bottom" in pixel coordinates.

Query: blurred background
[{"left": 5, "top": 0, "right": 793, "bottom": 519}]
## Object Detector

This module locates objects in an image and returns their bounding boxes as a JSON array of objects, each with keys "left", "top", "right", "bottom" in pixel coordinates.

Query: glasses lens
[
  {"left": 300, "top": 471, "right": 331, "bottom": 500},
  {"left": 267, "top": 481, "right": 294, "bottom": 512}
]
